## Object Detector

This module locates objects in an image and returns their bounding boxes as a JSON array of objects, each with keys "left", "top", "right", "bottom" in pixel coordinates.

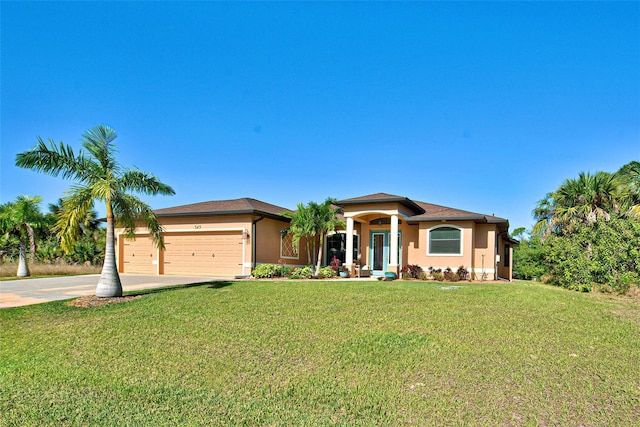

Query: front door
[{"left": 370, "top": 231, "right": 402, "bottom": 276}]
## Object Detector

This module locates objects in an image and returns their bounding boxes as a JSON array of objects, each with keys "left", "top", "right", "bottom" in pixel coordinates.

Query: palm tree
[
  {"left": 309, "top": 199, "right": 345, "bottom": 276},
  {"left": 615, "top": 161, "right": 640, "bottom": 216},
  {"left": 15, "top": 125, "right": 175, "bottom": 297},
  {"left": 281, "top": 202, "right": 316, "bottom": 265},
  {"left": 0, "top": 195, "right": 45, "bottom": 277},
  {"left": 282, "top": 198, "right": 344, "bottom": 276},
  {"left": 533, "top": 171, "right": 627, "bottom": 240}
]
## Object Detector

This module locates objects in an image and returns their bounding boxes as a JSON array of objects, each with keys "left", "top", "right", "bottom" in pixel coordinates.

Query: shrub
[
  {"left": 419, "top": 271, "right": 429, "bottom": 281},
  {"left": 432, "top": 271, "right": 444, "bottom": 281},
  {"left": 290, "top": 266, "right": 314, "bottom": 279},
  {"left": 317, "top": 266, "right": 336, "bottom": 279},
  {"left": 252, "top": 264, "right": 280, "bottom": 278},
  {"left": 329, "top": 256, "right": 341, "bottom": 273},
  {"left": 401, "top": 264, "right": 423, "bottom": 279},
  {"left": 442, "top": 267, "right": 459, "bottom": 282},
  {"left": 456, "top": 266, "right": 469, "bottom": 281}
]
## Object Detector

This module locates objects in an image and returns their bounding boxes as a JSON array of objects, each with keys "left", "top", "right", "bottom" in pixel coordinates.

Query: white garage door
[
  {"left": 121, "top": 236, "right": 157, "bottom": 274},
  {"left": 163, "top": 231, "right": 243, "bottom": 277}
]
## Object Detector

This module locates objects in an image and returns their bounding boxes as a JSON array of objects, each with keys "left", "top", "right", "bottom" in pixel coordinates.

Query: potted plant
[
  {"left": 384, "top": 270, "right": 397, "bottom": 280},
  {"left": 339, "top": 266, "right": 349, "bottom": 278}
]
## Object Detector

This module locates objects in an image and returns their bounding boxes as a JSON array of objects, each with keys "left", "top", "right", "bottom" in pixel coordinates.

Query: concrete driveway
[{"left": 0, "top": 274, "right": 223, "bottom": 308}]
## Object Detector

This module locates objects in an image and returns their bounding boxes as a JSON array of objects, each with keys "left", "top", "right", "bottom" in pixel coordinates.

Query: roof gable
[{"left": 337, "top": 193, "right": 425, "bottom": 214}]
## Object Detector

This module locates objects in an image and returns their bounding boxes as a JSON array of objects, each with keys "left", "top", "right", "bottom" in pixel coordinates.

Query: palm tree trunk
[
  {"left": 17, "top": 241, "right": 30, "bottom": 277},
  {"left": 314, "top": 235, "right": 324, "bottom": 277},
  {"left": 96, "top": 203, "right": 123, "bottom": 297}
]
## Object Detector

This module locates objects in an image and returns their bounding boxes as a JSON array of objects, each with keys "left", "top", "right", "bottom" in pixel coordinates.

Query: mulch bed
[{"left": 67, "top": 295, "right": 142, "bottom": 308}]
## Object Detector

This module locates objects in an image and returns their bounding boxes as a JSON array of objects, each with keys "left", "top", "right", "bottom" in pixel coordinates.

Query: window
[
  {"left": 280, "top": 232, "right": 299, "bottom": 259},
  {"left": 428, "top": 226, "right": 462, "bottom": 255},
  {"left": 504, "top": 244, "right": 510, "bottom": 267},
  {"left": 326, "top": 233, "right": 359, "bottom": 265}
]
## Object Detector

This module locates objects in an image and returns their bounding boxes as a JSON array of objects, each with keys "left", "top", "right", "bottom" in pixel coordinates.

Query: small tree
[{"left": 0, "top": 195, "right": 45, "bottom": 277}]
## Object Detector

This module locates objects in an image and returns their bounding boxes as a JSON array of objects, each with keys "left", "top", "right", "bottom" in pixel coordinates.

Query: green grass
[{"left": 1, "top": 280, "right": 639, "bottom": 426}]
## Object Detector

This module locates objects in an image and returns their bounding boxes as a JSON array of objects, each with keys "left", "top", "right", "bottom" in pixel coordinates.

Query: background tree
[
  {"left": 16, "top": 125, "right": 175, "bottom": 297},
  {"left": 0, "top": 195, "right": 45, "bottom": 277},
  {"left": 533, "top": 171, "right": 626, "bottom": 240}
]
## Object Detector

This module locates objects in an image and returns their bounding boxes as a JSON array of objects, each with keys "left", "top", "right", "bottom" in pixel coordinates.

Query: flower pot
[{"left": 339, "top": 271, "right": 348, "bottom": 278}]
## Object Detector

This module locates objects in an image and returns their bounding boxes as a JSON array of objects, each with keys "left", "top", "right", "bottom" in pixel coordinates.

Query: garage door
[
  {"left": 163, "top": 231, "right": 243, "bottom": 277},
  {"left": 121, "top": 235, "right": 157, "bottom": 274}
]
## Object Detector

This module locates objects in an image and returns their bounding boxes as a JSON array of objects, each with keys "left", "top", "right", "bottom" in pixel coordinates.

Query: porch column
[
  {"left": 389, "top": 214, "right": 399, "bottom": 272},
  {"left": 345, "top": 217, "right": 354, "bottom": 268}
]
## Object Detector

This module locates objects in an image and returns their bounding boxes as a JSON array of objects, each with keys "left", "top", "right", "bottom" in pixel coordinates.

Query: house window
[
  {"left": 326, "top": 233, "right": 359, "bottom": 265},
  {"left": 280, "top": 232, "right": 299, "bottom": 259},
  {"left": 504, "top": 244, "right": 510, "bottom": 267},
  {"left": 428, "top": 226, "right": 462, "bottom": 255}
]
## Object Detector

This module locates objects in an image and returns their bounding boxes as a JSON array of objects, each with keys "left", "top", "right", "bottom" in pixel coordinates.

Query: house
[{"left": 115, "top": 193, "right": 518, "bottom": 280}]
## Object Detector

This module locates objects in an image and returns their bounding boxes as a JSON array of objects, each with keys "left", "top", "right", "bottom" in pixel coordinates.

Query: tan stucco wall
[
  {"left": 471, "top": 224, "right": 496, "bottom": 279},
  {"left": 255, "top": 217, "right": 307, "bottom": 266}
]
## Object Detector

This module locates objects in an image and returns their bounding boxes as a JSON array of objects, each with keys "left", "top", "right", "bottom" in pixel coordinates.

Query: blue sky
[{"left": 2, "top": 1, "right": 639, "bottom": 231}]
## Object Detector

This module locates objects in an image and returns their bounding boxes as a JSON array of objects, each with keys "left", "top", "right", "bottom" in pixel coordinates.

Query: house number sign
[{"left": 194, "top": 225, "right": 201, "bottom": 229}]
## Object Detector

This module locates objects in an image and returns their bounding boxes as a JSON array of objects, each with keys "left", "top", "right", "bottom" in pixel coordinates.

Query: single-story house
[{"left": 116, "top": 193, "right": 518, "bottom": 280}]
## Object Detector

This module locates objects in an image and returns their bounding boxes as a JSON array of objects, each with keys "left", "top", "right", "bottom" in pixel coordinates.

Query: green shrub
[
  {"left": 252, "top": 264, "right": 279, "bottom": 278},
  {"left": 432, "top": 272, "right": 444, "bottom": 281},
  {"left": 317, "top": 266, "right": 336, "bottom": 279},
  {"left": 290, "top": 266, "right": 314, "bottom": 279}
]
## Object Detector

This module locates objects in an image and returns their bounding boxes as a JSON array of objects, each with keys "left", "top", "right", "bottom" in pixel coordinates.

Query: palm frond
[
  {"left": 112, "top": 193, "right": 166, "bottom": 249},
  {"left": 55, "top": 187, "right": 96, "bottom": 253},
  {"left": 15, "top": 137, "right": 96, "bottom": 182},
  {"left": 81, "top": 125, "right": 119, "bottom": 172},
  {"left": 120, "top": 169, "right": 175, "bottom": 196}
]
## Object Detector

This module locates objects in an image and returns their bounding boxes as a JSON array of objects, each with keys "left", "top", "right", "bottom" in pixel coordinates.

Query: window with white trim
[
  {"left": 326, "top": 232, "right": 359, "bottom": 265},
  {"left": 428, "top": 226, "right": 462, "bottom": 255},
  {"left": 280, "top": 232, "right": 299, "bottom": 259}
]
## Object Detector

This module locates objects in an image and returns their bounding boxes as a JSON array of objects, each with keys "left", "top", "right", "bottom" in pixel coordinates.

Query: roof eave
[{"left": 155, "top": 210, "right": 291, "bottom": 222}]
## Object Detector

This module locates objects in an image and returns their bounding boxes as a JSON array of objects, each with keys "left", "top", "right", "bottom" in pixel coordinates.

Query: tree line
[
  {"left": 513, "top": 161, "right": 640, "bottom": 294},
  {"left": 0, "top": 196, "right": 105, "bottom": 271}
]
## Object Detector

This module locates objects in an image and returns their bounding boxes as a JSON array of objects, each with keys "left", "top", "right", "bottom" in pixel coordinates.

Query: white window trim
[
  {"left": 427, "top": 225, "right": 463, "bottom": 257},
  {"left": 280, "top": 232, "right": 299, "bottom": 259}
]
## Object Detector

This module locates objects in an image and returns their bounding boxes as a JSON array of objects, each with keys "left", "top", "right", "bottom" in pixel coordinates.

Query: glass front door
[
  {"left": 371, "top": 233, "right": 386, "bottom": 273},
  {"left": 370, "top": 231, "right": 402, "bottom": 275}
]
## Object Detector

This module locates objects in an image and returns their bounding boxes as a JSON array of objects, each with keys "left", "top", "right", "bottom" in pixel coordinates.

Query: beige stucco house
[{"left": 116, "top": 193, "right": 517, "bottom": 280}]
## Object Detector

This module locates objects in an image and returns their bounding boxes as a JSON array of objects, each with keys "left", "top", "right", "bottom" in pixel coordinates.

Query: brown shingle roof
[
  {"left": 154, "top": 198, "right": 292, "bottom": 221},
  {"left": 408, "top": 200, "right": 508, "bottom": 228},
  {"left": 337, "top": 193, "right": 424, "bottom": 214},
  {"left": 337, "top": 193, "right": 508, "bottom": 227}
]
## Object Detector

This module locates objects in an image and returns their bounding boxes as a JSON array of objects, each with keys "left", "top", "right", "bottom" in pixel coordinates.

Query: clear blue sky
[{"left": 2, "top": 1, "right": 639, "bottom": 231}]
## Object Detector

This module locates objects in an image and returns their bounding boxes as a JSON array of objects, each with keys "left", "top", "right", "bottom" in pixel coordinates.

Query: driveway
[{"left": 0, "top": 274, "right": 223, "bottom": 308}]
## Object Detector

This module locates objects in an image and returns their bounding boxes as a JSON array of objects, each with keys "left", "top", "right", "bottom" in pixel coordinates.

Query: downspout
[{"left": 251, "top": 215, "right": 265, "bottom": 271}]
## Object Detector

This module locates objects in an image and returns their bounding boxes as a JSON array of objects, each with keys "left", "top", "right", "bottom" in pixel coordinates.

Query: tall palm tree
[
  {"left": 16, "top": 125, "right": 175, "bottom": 297},
  {"left": 309, "top": 199, "right": 345, "bottom": 276},
  {"left": 0, "top": 195, "right": 45, "bottom": 277},
  {"left": 533, "top": 171, "right": 626, "bottom": 240}
]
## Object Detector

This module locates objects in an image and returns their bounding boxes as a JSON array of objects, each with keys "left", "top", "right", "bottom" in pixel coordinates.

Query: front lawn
[{"left": 1, "top": 280, "right": 638, "bottom": 425}]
